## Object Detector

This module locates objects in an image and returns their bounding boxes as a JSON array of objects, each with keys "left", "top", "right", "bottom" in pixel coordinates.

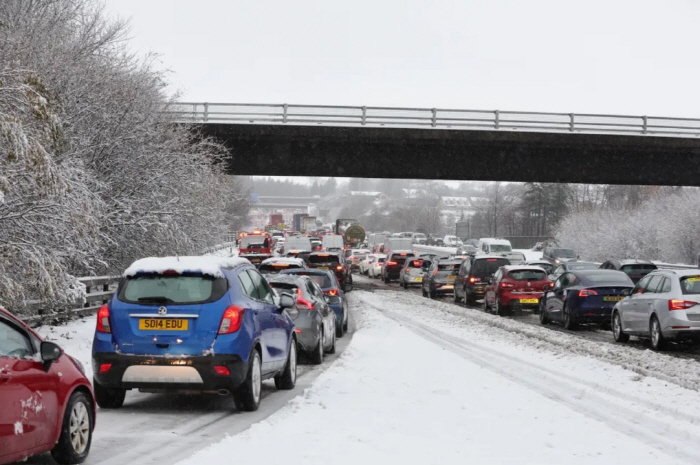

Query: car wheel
[
  {"left": 93, "top": 378, "right": 126, "bottom": 409},
  {"left": 453, "top": 289, "right": 461, "bottom": 304},
  {"left": 401, "top": 280, "right": 407, "bottom": 289},
  {"left": 612, "top": 311, "right": 629, "bottom": 343},
  {"left": 650, "top": 316, "right": 666, "bottom": 351},
  {"left": 495, "top": 299, "right": 506, "bottom": 316},
  {"left": 466, "top": 292, "right": 476, "bottom": 307},
  {"left": 343, "top": 309, "right": 348, "bottom": 333},
  {"left": 563, "top": 304, "right": 578, "bottom": 330},
  {"left": 482, "top": 295, "right": 490, "bottom": 312},
  {"left": 309, "top": 330, "right": 324, "bottom": 364},
  {"left": 51, "top": 391, "right": 94, "bottom": 464},
  {"left": 539, "top": 300, "right": 550, "bottom": 325},
  {"left": 328, "top": 328, "right": 337, "bottom": 354},
  {"left": 233, "top": 350, "right": 262, "bottom": 412},
  {"left": 422, "top": 285, "right": 427, "bottom": 297},
  {"left": 274, "top": 340, "right": 297, "bottom": 390},
  {"left": 429, "top": 286, "right": 436, "bottom": 299}
]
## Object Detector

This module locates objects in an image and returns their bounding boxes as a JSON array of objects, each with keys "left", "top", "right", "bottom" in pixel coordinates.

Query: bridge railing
[{"left": 168, "top": 102, "right": 700, "bottom": 138}]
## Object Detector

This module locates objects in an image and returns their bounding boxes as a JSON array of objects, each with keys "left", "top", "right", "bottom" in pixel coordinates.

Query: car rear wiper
[{"left": 137, "top": 296, "right": 174, "bottom": 304}]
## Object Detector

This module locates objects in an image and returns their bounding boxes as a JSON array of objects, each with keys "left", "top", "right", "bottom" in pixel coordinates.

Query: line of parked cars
[{"left": 0, "top": 251, "right": 354, "bottom": 464}]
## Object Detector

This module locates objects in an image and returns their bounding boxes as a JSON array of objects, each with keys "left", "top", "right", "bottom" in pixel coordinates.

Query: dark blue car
[
  {"left": 280, "top": 268, "right": 349, "bottom": 337},
  {"left": 539, "top": 269, "right": 634, "bottom": 330},
  {"left": 92, "top": 256, "right": 298, "bottom": 412}
]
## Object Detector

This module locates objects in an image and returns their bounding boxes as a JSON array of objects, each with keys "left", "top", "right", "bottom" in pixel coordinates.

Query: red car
[
  {"left": 483, "top": 265, "right": 552, "bottom": 316},
  {"left": 0, "top": 307, "right": 96, "bottom": 465}
]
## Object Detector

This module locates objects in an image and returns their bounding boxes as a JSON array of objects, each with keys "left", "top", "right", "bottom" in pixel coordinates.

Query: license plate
[
  {"left": 139, "top": 319, "right": 188, "bottom": 331},
  {"left": 415, "top": 277, "right": 423, "bottom": 282},
  {"left": 447, "top": 276, "right": 456, "bottom": 282},
  {"left": 603, "top": 296, "right": 624, "bottom": 302},
  {"left": 318, "top": 266, "right": 329, "bottom": 270},
  {"left": 250, "top": 258, "right": 261, "bottom": 263},
  {"left": 520, "top": 298, "right": 539, "bottom": 304}
]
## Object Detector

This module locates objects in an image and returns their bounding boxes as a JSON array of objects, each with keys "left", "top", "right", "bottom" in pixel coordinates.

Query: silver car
[{"left": 612, "top": 269, "right": 700, "bottom": 350}]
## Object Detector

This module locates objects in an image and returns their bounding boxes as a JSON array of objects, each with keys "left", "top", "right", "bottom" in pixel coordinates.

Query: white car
[
  {"left": 359, "top": 253, "right": 380, "bottom": 275},
  {"left": 443, "top": 235, "right": 463, "bottom": 247},
  {"left": 368, "top": 255, "right": 387, "bottom": 278}
]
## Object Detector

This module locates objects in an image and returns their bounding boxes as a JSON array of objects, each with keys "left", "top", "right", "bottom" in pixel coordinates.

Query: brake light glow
[
  {"left": 400, "top": 253, "right": 407, "bottom": 256},
  {"left": 387, "top": 261, "right": 397, "bottom": 266},
  {"left": 668, "top": 300, "right": 697, "bottom": 310},
  {"left": 500, "top": 282, "right": 514, "bottom": 288},
  {"left": 336, "top": 265, "right": 344, "bottom": 271},
  {"left": 487, "top": 259, "right": 498, "bottom": 261},
  {"left": 218, "top": 306, "right": 245, "bottom": 334},
  {"left": 99, "top": 363, "right": 112, "bottom": 374},
  {"left": 578, "top": 289, "right": 598, "bottom": 297},
  {"left": 97, "top": 304, "right": 111, "bottom": 333},
  {"left": 214, "top": 366, "right": 230, "bottom": 376},
  {"left": 469, "top": 277, "right": 479, "bottom": 283},
  {"left": 324, "top": 289, "right": 338, "bottom": 296},
  {"left": 162, "top": 269, "right": 179, "bottom": 275},
  {"left": 297, "top": 297, "right": 314, "bottom": 310}
]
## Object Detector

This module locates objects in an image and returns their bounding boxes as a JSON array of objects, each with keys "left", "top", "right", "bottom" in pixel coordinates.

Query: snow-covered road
[
  {"left": 21, "top": 277, "right": 700, "bottom": 464},
  {"left": 175, "top": 289, "right": 700, "bottom": 464}
]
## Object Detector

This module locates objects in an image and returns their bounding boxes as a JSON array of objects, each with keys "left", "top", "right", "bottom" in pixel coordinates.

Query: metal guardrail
[{"left": 168, "top": 102, "right": 700, "bottom": 138}]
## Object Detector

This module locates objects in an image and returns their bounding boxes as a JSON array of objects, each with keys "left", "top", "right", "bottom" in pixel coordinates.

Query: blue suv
[
  {"left": 280, "top": 268, "right": 349, "bottom": 337},
  {"left": 92, "top": 256, "right": 297, "bottom": 412}
]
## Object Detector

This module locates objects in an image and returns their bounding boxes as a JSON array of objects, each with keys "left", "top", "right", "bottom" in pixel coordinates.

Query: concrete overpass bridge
[{"left": 172, "top": 103, "right": 700, "bottom": 186}]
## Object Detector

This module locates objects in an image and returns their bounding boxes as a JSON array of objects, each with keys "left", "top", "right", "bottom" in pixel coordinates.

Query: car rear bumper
[
  {"left": 572, "top": 306, "right": 612, "bottom": 322},
  {"left": 93, "top": 352, "right": 248, "bottom": 391},
  {"left": 662, "top": 316, "right": 700, "bottom": 340}
]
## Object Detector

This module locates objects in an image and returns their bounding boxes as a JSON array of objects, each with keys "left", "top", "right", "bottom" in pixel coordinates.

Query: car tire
[
  {"left": 401, "top": 280, "right": 407, "bottom": 289},
  {"left": 495, "top": 299, "right": 506, "bottom": 316},
  {"left": 482, "top": 295, "right": 490, "bottom": 312},
  {"left": 612, "top": 311, "right": 629, "bottom": 343},
  {"left": 343, "top": 309, "right": 348, "bottom": 333},
  {"left": 233, "top": 350, "right": 262, "bottom": 412},
  {"left": 328, "top": 329, "right": 337, "bottom": 354},
  {"left": 650, "top": 316, "right": 666, "bottom": 351},
  {"left": 274, "top": 340, "right": 297, "bottom": 390},
  {"left": 51, "top": 391, "right": 94, "bottom": 465},
  {"left": 422, "top": 285, "right": 427, "bottom": 297},
  {"left": 429, "top": 287, "right": 436, "bottom": 299},
  {"left": 466, "top": 292, "right": 476, "bottom": 307},
  {"left": 93, "top": 378, "right": 126, "bottom": 409},
  {"left": 453, "top": 289, "right": 461, "bottom": 304},
  {"left": 309, "top": 330, "right": 324, "bottom": 365},
  {"left": 563, "top": 304, "right": 578, "bottom": 330},
  {"left": 539, "top": 300, "right": 550, "bottom": 325}
]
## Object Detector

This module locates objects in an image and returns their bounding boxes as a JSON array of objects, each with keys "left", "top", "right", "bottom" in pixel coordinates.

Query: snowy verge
[{"left": 36, "top": 317, "right": 96, "bottom": 380}]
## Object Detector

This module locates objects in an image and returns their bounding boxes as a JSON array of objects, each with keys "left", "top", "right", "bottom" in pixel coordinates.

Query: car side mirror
[
  {"left": 40, "top": 341, "right": 62, "bottom": 370},
  {"left": 343, "top": 284, "right": 353, "bottom": 293},
  {"left": 544, "top": 282, "right": 554, "bottom": 291},
  {"left": 621, "top": 288, "right": 631, "bottom": 296},
  {"left": 279, "top": 293, "right": 295, "bottom": 309}
]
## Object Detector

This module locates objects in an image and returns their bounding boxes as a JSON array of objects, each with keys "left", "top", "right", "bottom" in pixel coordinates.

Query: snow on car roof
[
  {"left": 124, "top": 256, "right": 250, "bottom": 278},
  {"left": 261, "top": 257, "right": 306, "bottom": 266}
]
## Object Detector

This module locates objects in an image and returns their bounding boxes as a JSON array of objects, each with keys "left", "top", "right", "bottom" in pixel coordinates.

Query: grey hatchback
[
  {"left": 267, "top": 274, "right": 337, "bottom": 364},
  {"left": 612, "top": 269, "right": 700, "bottom": 350}
]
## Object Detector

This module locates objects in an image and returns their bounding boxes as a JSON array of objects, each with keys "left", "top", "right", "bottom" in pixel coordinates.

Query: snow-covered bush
[
  {"left": 555, "top": 190, "right": 700, "bottom": 265},
  {"left": 0, "top": 0, "right": 247, "bottom": 315}
]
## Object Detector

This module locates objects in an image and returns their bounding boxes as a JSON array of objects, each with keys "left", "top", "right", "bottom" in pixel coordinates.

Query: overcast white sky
[{"left": 105, "top": 0, "right": 700, "bottom": 118}]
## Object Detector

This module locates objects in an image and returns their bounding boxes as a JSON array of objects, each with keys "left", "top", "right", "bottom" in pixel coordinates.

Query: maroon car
[
  {"left": 483, "top": 265, "right": 552, "bottom": 316},
  {"left": 0, "top": 307, "right": 96, "bottom": 465}
]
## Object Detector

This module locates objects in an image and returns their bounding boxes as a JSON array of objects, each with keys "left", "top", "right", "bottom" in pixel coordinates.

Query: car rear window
[
  {"left": 568, "top": 263, "right": 598, "bottom": 271},
  {"left": 284, "top": 272, "right": 333, "bottom": 288},
  {"left": 553, "top": 248, "right": 577, "bottom": 258},
  {"left": 269, "top": 282, "right": 299, "bottom": 294},
  {"left": 438, "top": 263, "right": 460, "bottom": 271},
  {"left": 240, "top": 236, "right": 267, "bottom": 248},
  {"left": 119, "top": 274, "right": 227, "bottom": 304},
  {"left": 620, "top": 264, "right": 657, "bottom": 275},
  {"left": 508, "top": 269, "right": 547, "bottom": 281},
  {"left": 309, "top": 254, "right": 340, "bottom": 264},
  {"left": 583, "top": 273, "right": 632, "bottom": 284},
  {"left": 259, "top": 263, "right": 303, "bottom": 273},
  {"left": 680, "top": 276, "right": 700, "bottom": 294},
  {"left": 471, "top": 258, "right": 510, "bottom": 278},
  {"left": 408, "top": 260, "right": 423, "bottom": 268}
]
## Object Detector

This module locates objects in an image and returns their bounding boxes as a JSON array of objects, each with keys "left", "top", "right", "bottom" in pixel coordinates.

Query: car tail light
[
  {"left": 387, "top": 261, "right": 397, "bottom": 266},
  {"left": 469, "top": 277, "right": 479, "bottom": 283},
  {"left": 578, "top": 289, "right": 598, "bottom": 297},
  {"left": 500, "top": 282, "right": 514, "bottom": 288},
  {"left": 296, "top": 297, "right": 314, "bottom": 310},
  {"left": 336, "top": 265, "right": 344, "bottom": 271},
  {"left": 97, "top": 304, "right": 111, "bottom": 333},
  {"left": 214, "top": 366, "right": 230, "bottom": 376},
  {"left": 99, "top": 363, "right": 112, "bottom": 374},
  {"left": 218, "top": 305, "right": 245, "bottom": 334},
  {"left": 294, "top": 328, "right": 302, "bottom": 333},
  {"left": 669, "top": 300, "right": 697, "bottom": 310},
  {"left": 324, "top": 289, "right": 338, "bottom": 296}
]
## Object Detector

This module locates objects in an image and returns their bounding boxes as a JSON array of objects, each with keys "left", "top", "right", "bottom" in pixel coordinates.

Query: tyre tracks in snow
[{"left": 358, "top": 293, "right": 700, "bottom": 464}]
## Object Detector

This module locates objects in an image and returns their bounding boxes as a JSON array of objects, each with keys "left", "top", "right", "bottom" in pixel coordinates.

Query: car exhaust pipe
[{"left": 217, "top": 389, "right": 230, "bottom": 396}]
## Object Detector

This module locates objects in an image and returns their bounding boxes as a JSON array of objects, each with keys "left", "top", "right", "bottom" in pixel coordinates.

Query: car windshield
[
  {"left": 553, "top": 248, "right": 577, "bottom": 258},
  {"left": 309, "top": 254, "right": 340, "bottom": 264},
  {"left": 119, "top": 274, "right": 227, "bottom": 304},
  {"left": 508, "top": 269, "right": 547, "bottom": 281},
  {"left": 490, "top": 244, "right": 512, "bottom": 252},
  {"left": 471, "top": 258, "right": 510, "bottom": 278},
  {"left": 438, "top": 263, "right": 460, "bottom": 271},
  {"left": 414, "top": 234, "right": 426, "bottom": 239},
  {"left": 680, "top": 276, "right": 700, "bottom": 294}
]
